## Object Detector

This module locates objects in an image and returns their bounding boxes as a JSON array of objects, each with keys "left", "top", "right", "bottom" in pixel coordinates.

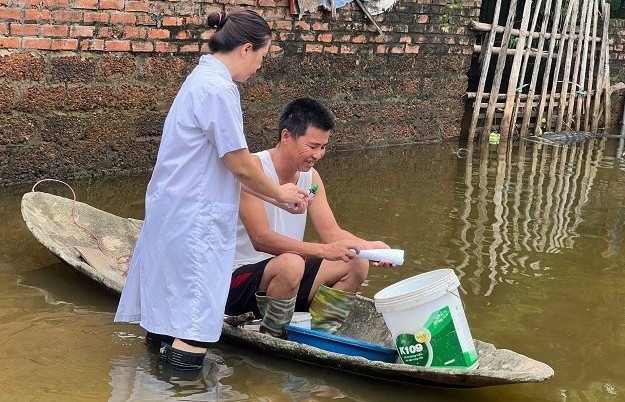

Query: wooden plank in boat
[{"left": 75, "top": 246, "right": 117, "bottom": 272}]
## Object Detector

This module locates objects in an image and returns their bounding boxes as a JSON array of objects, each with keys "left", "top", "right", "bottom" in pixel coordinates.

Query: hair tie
[{"left": 217, "top": 12, "right": 223, "bottom": 26}]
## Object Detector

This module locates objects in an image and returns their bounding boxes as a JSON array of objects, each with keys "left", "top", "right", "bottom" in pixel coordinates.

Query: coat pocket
[{"left": 206, "top": 201, "right": 239, "bottom": 254}]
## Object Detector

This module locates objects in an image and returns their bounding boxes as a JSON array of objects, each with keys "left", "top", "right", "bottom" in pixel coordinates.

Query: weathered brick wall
[
  {"left": 609, "top": 19, "right": 625, "bottom": 129},
  {"left": 0, "top": 0, "right": 480, "bottom": 187}
]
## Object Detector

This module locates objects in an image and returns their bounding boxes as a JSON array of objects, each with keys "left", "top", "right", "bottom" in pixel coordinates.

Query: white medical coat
[{"left": 114, "top": 55, "right": 247, "bottom": 342}]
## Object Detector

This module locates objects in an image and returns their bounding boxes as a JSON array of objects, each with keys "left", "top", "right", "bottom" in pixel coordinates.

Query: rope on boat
[
  {"left": 31, "top": 179, "right": 130, "bottom": 275},
  {"left": 454, "top": 148, "right": 469, "bottom": 158}
]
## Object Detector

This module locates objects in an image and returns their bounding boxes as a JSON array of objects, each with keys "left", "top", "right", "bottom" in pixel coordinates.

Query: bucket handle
[{"left": 446, "top": 285, "right": 466, "bottom": 310}]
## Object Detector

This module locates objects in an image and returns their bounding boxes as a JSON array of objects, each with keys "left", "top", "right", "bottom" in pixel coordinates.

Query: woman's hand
[
  {"left": 285, "top": 197, "right": 308, "bottom": 214},
  {"left": 275, "top": 183, "right": 307, "bottom": 205}
]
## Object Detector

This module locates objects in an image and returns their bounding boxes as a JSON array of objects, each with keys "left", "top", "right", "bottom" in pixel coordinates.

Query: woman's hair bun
[{"left": 207, "top": 12, "right": 227, "bottom": 28}]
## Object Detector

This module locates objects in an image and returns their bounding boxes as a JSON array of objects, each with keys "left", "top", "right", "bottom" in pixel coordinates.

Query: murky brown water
[{"left": 3, "top": 138, "right": 625, "bottom": 401}]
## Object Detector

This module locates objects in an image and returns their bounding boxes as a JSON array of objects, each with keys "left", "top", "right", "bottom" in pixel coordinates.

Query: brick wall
[
  {"left": 0, "top": 0, "right": 480, "bottom": 187},
  {"left": 609, "top": 19, "right": 625, "bottom": 129}
]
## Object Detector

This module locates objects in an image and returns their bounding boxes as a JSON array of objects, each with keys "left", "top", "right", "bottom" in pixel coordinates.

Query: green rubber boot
[
  {"left": 255, "top": 291, "right": 267, "bottom": 318},
  {"left": 259, "top": 295, "right": 296, "bottom": 338},
  {"left": 309, "top": 284, "right": 356, "bottom": 334}
]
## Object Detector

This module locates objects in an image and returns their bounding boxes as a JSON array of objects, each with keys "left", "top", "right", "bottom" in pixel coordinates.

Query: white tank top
[{"left": 233, "top": 150, "right": 313, "bottom": 269}]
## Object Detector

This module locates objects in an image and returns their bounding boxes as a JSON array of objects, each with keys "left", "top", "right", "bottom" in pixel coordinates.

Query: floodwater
[{"left": 3, "top": 138, "right": 625, "bottom": 401}]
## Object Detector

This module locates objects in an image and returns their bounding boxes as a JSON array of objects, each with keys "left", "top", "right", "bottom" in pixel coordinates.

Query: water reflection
[
  {"left": 216, "top": 342, "right": 455, "bottom": 401},
  {"left": 18, "top": 263, "right": 118, "bottom": 312},
  {"left": 452, "top": 139, "right": 607, "bottom": 297},
  {"left": 109, "top": 351, "right": 247, "bottom": 401},
  {"left": 106, "top": 338, "right": 385, "bottom": 401},
  {"left": 7, "top": 140, "right": 625, "bottom": 400},
  {"left": 16, "top": 262, "right": 246, "bottom": 401},
  {"left": 447, "top": 138, "right": 625, "bottom": 400},
  {"left": 20, "top": 263, "right": 351, "bottom": 401}
]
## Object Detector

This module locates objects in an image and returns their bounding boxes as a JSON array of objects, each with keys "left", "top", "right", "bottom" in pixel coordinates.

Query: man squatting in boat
[{"left": 225, "top": 97, "right": 397, "bottom": 337}]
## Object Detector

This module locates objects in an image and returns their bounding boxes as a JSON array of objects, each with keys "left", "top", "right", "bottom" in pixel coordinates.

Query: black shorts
[{"left": 225, "top": 257, "right": 322, "bottom": 318}]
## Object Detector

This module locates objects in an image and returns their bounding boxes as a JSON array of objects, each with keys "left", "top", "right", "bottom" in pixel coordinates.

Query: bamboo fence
[{"left": 468, "top": 0, "right": 611, "bottom": 142}]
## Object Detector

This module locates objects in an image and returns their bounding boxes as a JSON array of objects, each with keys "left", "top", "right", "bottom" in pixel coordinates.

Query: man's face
[{"left": 288, "top": 126, "right": 330, "bottom": 172}]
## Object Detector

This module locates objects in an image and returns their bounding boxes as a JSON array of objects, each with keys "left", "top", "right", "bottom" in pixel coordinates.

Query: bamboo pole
[
  {"left": 499, "top": 0, "right": 533, "bottom": 138},
  {"left": 472, "top": 44, "right": 559, "bottom": 58},
  {"left": 574, "top": 0, "right": 594, "bottom": 131},
  {"left": 474, "top": 101, "right": 541, "bottom": 110},
  {"left": 591, "top": 0, "right": 608, "bottom": 132},
  {"left": 511, "top": 0, "right": 545, "bottom": 138},
  {"left": 483, "top": 0, "right": 519, "bottom": 137},
  {"left": 468, "top": 0, "right": 503, "bottom": 142},
  {"left": 468, "top": 20, "right": 607, "bottom": 43},
  {"left": 564, "top": 0, "right": 590, "bottom": 131},
  {"left": 466, "top": 92, "right": 568, "bottom": 100},
  {"left": 545, "top": 1, "right": 575, "bottom": 132},
  {"left": 556, "top": 1, "right": 580, "bottom": 131},
  {"left": 583, "top": 0, "right": 599, "bottom": 131},
  {"left": 520, "top": 0, "right": 554, "bottom": 138},
  {"left": 604, "top": 57, "right": 611, "bottom": 130},
  {"left": 603, "top": 3, "right": 611, "bottom": 130}
]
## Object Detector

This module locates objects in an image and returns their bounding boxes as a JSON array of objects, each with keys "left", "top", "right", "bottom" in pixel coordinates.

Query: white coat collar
[{"left": 199, "top": 54, "right": 232, "bottom": 82}]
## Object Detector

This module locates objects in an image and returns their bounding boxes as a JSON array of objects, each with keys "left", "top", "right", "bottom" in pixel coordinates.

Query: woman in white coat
[{"left": 114, "top": 9, "right": 307, "bottom": 370}]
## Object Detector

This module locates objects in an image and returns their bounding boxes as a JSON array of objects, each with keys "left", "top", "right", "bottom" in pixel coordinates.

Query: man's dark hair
[{"left": 278, "top": 98, "right": 335, "bottom": 141}]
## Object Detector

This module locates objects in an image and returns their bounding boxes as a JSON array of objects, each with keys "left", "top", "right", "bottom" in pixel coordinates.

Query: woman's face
[{"left": 233, "top": 41, "right": 271, "bottom": 82}]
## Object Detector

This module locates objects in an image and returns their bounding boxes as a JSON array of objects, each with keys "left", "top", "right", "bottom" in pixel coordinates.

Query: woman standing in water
[{"left": 114, "top": 9, "right": 307, "bottom": 371}]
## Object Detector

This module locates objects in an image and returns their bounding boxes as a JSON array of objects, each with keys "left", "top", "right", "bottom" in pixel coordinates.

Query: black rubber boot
[{"left": 159, "top": 343, "right": 205, "bottom": 370}]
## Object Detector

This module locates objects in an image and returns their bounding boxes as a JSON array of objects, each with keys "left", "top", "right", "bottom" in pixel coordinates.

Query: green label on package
[{"left": 394, "top": 306, "right": 478, "bottom": 368}]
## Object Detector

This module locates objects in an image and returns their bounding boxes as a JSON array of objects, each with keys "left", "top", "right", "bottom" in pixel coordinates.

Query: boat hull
[{"left": 20, "top": 191, "right": 554, "bottom": 388}]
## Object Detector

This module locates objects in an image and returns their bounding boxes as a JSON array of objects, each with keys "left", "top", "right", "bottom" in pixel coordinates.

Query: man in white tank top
[{"left": 225, "top": 98, "right": 395, "bottom": 337}]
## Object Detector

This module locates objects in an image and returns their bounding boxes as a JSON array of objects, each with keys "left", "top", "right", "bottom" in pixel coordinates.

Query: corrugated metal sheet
[{"left": 297, "top": 0, "right": 397, "bottom": 16}]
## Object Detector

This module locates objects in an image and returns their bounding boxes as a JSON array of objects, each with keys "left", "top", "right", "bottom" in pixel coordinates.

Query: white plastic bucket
[{"left": 374, "top": 269, "right": 479, "bottom": 369}]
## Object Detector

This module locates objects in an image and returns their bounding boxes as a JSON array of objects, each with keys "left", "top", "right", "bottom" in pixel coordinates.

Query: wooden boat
[{"left": 21, "top": 190, "right": 554, "bottom": 388}]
